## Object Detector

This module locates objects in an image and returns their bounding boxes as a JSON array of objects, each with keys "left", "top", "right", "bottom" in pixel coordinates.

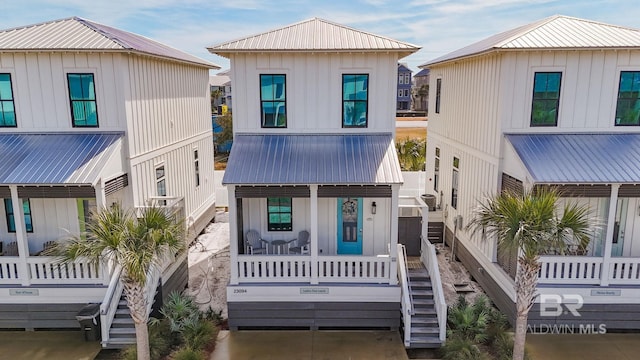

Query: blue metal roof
[
  {"left": 506, "top": 133, "right": 640, "bottom": 184},
  {"left": 222, "top": 134, "right": 403, "bottom": 185},
  {"left": 0, "top": 133, "right": 123, "bottom": 185}
]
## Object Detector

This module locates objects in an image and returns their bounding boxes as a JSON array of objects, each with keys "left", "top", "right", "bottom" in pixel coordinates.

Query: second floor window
[
  {"left": 67, "top": 73, "right": 98, "bottom": 127},
  {"left": 194, "top": 150, "right": 200, "bottom": 187},
  {"left": 531, "top": 72, "right": 561, "bottom": 126},
  {"left": 343, "top": 74, "right": 369, "bottom": 127},
  {"left": 0, "top": 74, "right": 16, "bottom": 127},
  {"left": 434, "top": 147, "right": 440, "bottom": 192},
  {"left": 156, "top": 165, "right": 166, "bottom": 206},
  {"left": 4, "top": 199, "right": 33, "bottom": 233},
  {"left": 451, "top": 157, "right": 459, "bottom": 209},
  {"left": 615, "top": 71, "right": 640, "bottom": 126},
  {"left": 260, "top": 74, "right": 286, "bottom": 128}
]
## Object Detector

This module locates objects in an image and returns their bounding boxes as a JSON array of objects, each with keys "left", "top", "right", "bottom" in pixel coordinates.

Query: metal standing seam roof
[
  {"left": 0, "top": 133, "right": 123, "bottom": 185},
  {"left": 0, "top": 17, "right": 219, "bottom": 69},
  {"left": 208, "top": 18, "right": 420, "bottom": 58},
  {"left": 222, "top": 134, "right": 403, "bottom": 185},
  {"left": 422, "top": 15, "right": 640, "bottom": 67},
  {"left": 506, "top": 133, "right": 640, "bottom": 184}
]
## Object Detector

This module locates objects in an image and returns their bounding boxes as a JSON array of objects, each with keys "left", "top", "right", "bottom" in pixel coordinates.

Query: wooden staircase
[
  {"left": 104, "top": 295, "right": 136, "bottom": 349},
  {"left": 404, "top": 267, "right": 443, "bottom": 348}
]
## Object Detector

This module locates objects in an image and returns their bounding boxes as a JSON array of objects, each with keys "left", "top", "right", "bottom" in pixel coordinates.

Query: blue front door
[{"left": 337, "top": 197, "right": 363, "bottom": 254}]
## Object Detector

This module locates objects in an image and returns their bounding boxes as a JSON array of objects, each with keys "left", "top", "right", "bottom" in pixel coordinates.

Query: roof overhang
[
  {"left": 0, "top": 132, "right": 124, "bottom": 186},
  {"left": 505, "top": 133, "right": 640, "bottom": 184},
  {"left": 222, "top": 133, "right": 403, "bottom": 186}
]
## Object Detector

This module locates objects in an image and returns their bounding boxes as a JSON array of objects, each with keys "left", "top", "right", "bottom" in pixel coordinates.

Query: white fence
[
  {"left": 0, "top": 256, "right": 109, "bottom": 285},
  {"left": 213, "top": 170, "right": 426, "bottom": 207},
  {"left": 538, "top": 256, "right": 640, "bottom": 286}
]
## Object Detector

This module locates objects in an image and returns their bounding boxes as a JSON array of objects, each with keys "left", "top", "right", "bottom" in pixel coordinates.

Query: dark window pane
[
  {"left": 68, "top": 74, "right": 98, "bottom": 127},
  {"left": 531, "top": 72, "right": 561, "bottom": 126},
  {"left": 261, "top": 75, "right": 286, "bottom": 128},
  {"left": 615, "top": 71, "right": 640, "bottom": 126},
  {"left": 0, "top": 74, "right": 16, "bottom": 127},
  {"left": 342, "top": 74, "right": 368, "bottom": 128}
]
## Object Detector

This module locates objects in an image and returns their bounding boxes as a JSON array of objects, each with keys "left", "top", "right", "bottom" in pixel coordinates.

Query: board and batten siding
[
  {"left": 242, "top": 197, "right": 391, "bottom": 256},
  {"left": 129, "top": 135, "right": 215, "bottom": 234},
  {"left": 500, "top": 49, "right": 640, "bottom": 131},
  {"left": 229, "top": 53, "right": 398, "bottom": 134},
  {"left": 0, "top": 52, "right": 128, "bottom": 132},
  {"left": 0, "top": 198, "right": 81, "bottom": 253},
  {"left": 124, "top": 57, "right": 212, "bottom": 157}
]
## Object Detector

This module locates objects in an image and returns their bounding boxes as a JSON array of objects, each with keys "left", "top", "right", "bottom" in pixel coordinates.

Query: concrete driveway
[
  {"left": 527, "top": 333, "right": 640, "bottom": 360},
  {"left": 0, "top": 331, "right": 100, "bottom": 360},
  {"left": 209, "top": 330, "right": 409, "bottom": 360}
]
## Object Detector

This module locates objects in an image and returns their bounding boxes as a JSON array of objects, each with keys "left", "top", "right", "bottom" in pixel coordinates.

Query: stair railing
[
  {"left": 422, "top": 237, "right": 447, "bottom": 343},
  {"left": 100, "top": 264, "right": 123, "bottom": 347},
  {"left": 397, "top": 244, "right": 414, "bottom": 347}
]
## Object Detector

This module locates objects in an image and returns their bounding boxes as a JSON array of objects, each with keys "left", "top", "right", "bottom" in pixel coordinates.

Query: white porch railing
[
  {"left": 539, "top": 256, "right": 640, "bottom": 286},
  {"left": 236, "top": 255, "right": 391, "bottom": 283},
  {"left": 100, "top": 265, "right": 123, "bottom": 347},
  {"left": 422, "top": 238, "right": 447, "bottom": 343},
  {"left": 397, "top": 244, "right": 413, "bottom": 347},
  {"left": 317, "top": 256, "right": 390, "bottom": 283},
  {"left": 0, "top": 256, "right": 109, "bottom": 285}
]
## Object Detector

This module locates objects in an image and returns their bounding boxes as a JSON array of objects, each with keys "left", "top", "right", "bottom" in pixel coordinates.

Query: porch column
[
  {"left": 94, "top": 178, "right": 107, "bottom": 210},
  {"left": 9, "top": 186, "right": 31, "bottom": 286},
  {"left": 600, "top": 183, "right": 620, "bottom": 286},
  {"left": 389, "top": 184, "right": 400, "bottom": 285},
  {"left": 310, "top": 185, "right": 319, "bottom": 284},
  {"left": 228, "top": 185, "right": 239, "bottom": 285}
]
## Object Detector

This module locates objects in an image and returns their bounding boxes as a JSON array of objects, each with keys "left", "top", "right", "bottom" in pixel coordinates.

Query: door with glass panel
[{"left": 337, "top": 198, "right": 363, "bottom": 254}]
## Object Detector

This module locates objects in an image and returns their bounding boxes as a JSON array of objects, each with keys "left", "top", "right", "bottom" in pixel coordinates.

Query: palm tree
[
  {"left": 467, "top": 189, "right": 590, "bottom": 360},
  {"left": 57, "top": 204, "right": 184, "bottom": 360}
]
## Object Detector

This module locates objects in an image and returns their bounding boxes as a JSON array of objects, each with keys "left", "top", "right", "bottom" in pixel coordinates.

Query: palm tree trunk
[
  {"left": 513, "top": 256, "right": 541, "bottom": 360},
  {"left": 124, "top": 281, "right": 151, "bottom": 360}
]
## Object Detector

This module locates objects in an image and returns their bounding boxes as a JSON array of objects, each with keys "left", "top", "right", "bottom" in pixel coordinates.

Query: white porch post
[
  {"left": 228, "top": 185, "right": 239, "bottom": 285},
  {"left": 600, "top": 183, "right": 620, "bottom": 286},
  {"left": 9, "top": 186, "right": 31, "bottom": 286},
  {"left": 389, "top": 184, "right": 400, "bottom": 285},
  {"left": 94, "top": 179, "right": 107, "bottom": 210},
  {"left": 310, "top": 185, "right": 319, "bottom": 284}
]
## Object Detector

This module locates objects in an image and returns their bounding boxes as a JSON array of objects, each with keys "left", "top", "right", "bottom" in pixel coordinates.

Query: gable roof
[
  {"left": 414, "top": 68, "right": 430, "bottom": 77},
  {"left": 422, "top": 15, "right": 640, "bottom": 67},
  {"left": 0, "top": 17, "right": 219, "bottom": 68},
  {"left": 208, "top": 18, "right": 420, "bottom": 58}
]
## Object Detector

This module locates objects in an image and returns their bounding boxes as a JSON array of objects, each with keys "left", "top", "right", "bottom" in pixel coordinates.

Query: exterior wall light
[{"left": 371, "top": 201, "right": 377, "bottom": 214}]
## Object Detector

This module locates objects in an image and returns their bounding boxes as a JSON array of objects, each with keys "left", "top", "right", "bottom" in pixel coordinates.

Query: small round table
[{"left": 270, "top": 240, "right": 290, "bottom": 254}]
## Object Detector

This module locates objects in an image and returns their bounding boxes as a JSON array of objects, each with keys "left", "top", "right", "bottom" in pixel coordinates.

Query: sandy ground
[
  {"left": 433, "top": 242, "right": 486, "bottom": 305},
  {"left": 185, "top": 212, "right": 231, "bottom": 318}
]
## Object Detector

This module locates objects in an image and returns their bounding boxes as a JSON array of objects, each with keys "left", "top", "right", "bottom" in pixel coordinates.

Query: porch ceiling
[
  {"left": 0, "top": 132, "right": 123, "bottom": 185},
  {"left": 506, "top": 133, "right": 640, "bottom": 184},
  {"left": 222, "top": 134, "right": 403, "bottom": 185}
]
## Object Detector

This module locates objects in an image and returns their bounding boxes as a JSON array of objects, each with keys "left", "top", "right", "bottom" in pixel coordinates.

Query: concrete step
[
  {"left": 104, "top": 338, "right": 136, "bottom": 349},
  {"left": 409, "top": 335, "right": 442, "bottom": 349}
]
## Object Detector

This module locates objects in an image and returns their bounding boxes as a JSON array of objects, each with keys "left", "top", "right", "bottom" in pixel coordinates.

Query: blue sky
[{"left": 3, "top": 0, "right": 640, "bottom": 73}]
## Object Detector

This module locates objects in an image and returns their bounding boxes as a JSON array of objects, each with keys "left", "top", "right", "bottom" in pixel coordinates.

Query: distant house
[
  {"left": 210, "top": 74, "right": 230, "bottom": 111},
  {"left": 0, "top": 17, "right": 218, "bottom": 347},
  {"left": 208, "top": 18, "right": 445, "bottom": 348},
  {"left": 422, "top": 15, "right": 640, "bottom": 330},
  {"left": 397, "top": 63, "right": 412, "bottom": 112},
  {"left": 413, "top": 68, "right": 429, "bottom": 112}
]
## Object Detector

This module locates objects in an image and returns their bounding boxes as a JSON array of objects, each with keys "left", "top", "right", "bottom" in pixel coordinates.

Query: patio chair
[
  {"left": 4, "top": 242, "right": 18, "bottom": 256},
  {"left": 289, "top": 230, "right": 310, "bottom": 255},
  {"left": 245, "top": 230, "right": 268, "bottom": 254}
]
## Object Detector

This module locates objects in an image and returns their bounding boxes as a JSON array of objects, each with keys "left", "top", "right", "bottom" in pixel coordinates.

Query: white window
[
  {"left": 404, "top": 89, "right": 410, "bottom": 97},
  {"left": 404, "top": 73, "right": 410, "bottom": 84},
  {"left": 398, "top": 74, "right": 404, "bottom": 84},
  {"left": 398, "top": 89, "right": 403, "bottom": 97}
]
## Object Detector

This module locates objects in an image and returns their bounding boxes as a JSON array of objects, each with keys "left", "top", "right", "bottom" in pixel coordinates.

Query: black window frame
[
  {"left": 267, "top": 197, "right": 292, "bottom": 232},
  {"left": 434, "top": 147, "right": 440, "bottom": 192},
  {"left": 435, "top": 78, "right": 441, "bottom": 114},
  {"left": 342, "top": 74, "right": 369, "bottom": 128},
  {"left": 67, "top": 73, "right": 98, "bottom": 128},
  {"left": 0, "top": 73, "right": 17, "bottom": 128},
  {"left": 194, "top": 149, "right": 200, "bottom": 187},
  {"left": 156, "top": 164, "right": 167, "bottom": 206},
  {"left": 615, "top": 71, "right": 640, "bottom": 126},
  {"left": 530, "top": 72, "right": 562, "bottom": 127},
  {"left": 260, "top": 74, "right": 287, "bottom": 128},
  {"left": 4, "top": 198, "right": 33, "bottom": 233}
]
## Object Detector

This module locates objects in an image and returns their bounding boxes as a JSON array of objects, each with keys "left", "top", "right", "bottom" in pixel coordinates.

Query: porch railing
[
  {"left": 397, "top": 244, "right": 413, "bottom": 347},
  {"left": 422, "top": 238, "right": 447, "bottom": 343},
  {"left": 236, "top": 255, "right": 391, "bottom": 283},
  {"left": 538, "top": 256, "right": 640, "bottom": 286},
  {"left": 0, "top": 256, "right": 109, "bottom": 285}
]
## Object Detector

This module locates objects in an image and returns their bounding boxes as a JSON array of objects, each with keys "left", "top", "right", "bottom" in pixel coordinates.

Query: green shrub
[
  {"left": 203, "top": 306, "right": 223, "bottom": 325},
  {"left": 160, "top": 291, "right": 201, "bottom": 333},
  {"left": 447, "top": 295, "right": 489, "bottom": 343},
  {"left": 440, "top": 335, "right": 489, "bottom": 360},
  {"left": 149, "top": 318, "right": 173, "bottom": 359},
  {"left": 485, "top": 307, "right": 510, "bottom": 344},
  {"left": 172, "top": 347, "right": 205, "bottom": 360},
  {"left": 182, "top": 318, "right": 217, "bottom": 351},
  {"left": 491, "top": 332, "right": 531, "bottom": 360},
  {"left": 120, "top": 346, "right": 136, "bottom": 360}
]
